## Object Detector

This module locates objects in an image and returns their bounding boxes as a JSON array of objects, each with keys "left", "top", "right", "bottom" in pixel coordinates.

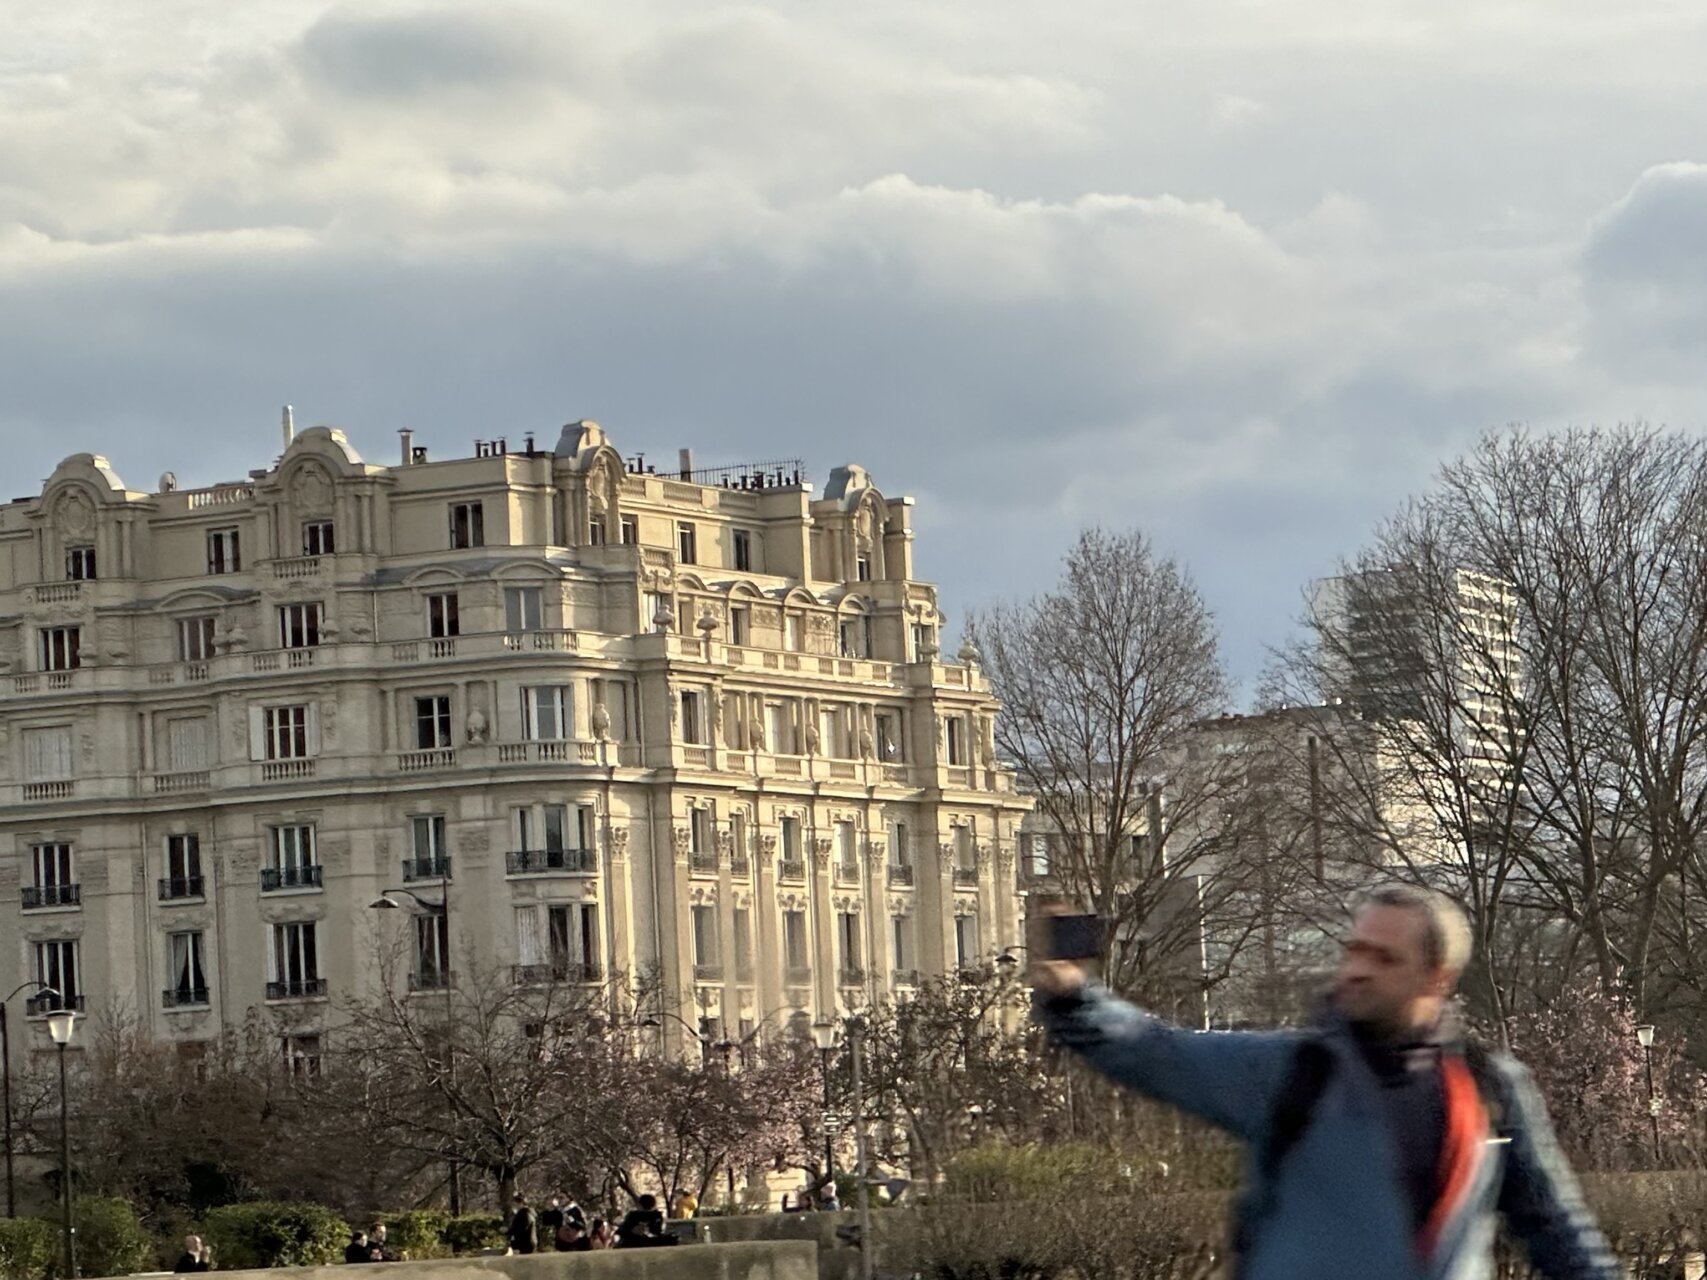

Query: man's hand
[{"left": 1027, "top": 904, "right": 1089, "bottom": 998}]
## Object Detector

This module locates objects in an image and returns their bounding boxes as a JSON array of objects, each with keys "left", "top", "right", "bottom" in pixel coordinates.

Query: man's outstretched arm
[{"left": 1494, "top": 1060, "right": 1620, "bottom": 1280}]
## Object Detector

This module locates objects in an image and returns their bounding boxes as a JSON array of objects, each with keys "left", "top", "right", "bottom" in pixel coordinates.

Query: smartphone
[{"left": 1048, "top": 913, "right": 1104, "bottom": 961}]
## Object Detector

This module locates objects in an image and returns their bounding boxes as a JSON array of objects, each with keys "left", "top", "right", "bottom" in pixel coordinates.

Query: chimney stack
[
  {"left": 399, "top": 428, "right": 415, "bottom": 466},
  {"left": 282, "top": 404, "right": 295, "bottom": 448},
  {"left": 678, "top": 448, "right": 694, "bottom": 480}
]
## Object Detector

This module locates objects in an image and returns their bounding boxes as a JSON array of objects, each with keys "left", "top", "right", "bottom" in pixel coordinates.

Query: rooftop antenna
[{"left": 282, "top": 404, "right": 295, "bottom": 448}]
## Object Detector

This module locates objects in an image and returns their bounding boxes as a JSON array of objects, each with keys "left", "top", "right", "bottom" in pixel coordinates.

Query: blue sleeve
[
  {"left": 1036, "top": 984, "right": 1297, "bottom": 1141},
  {"left": 1495, "top": 1060, "right": 1620, "bottom": 1280}
]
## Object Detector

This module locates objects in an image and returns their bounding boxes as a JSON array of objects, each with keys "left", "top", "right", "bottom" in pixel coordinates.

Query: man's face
[
  {"left": 373, "top": 1228, "right": 386, "bottom": 1242},
  {"left": 1332, "top": 904, "right": 1448, "bottom": 1033}
]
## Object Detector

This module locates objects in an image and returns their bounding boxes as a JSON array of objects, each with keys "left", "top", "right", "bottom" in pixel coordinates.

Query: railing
[
  {"left": 46, "top": 672, "right": 74, "bottom": 691},
  {"left": 689, "top": 852, "right": 720, "bottom": 875},
  {"left": 402, "top": 857, "right": 452, "bottom": 882},
  {"left": 397, "top": 748, "right": 456, "bottom": 772},
  {"left": 835, "top": 862, "right": 861, "bottom": 885},
  {"left": 270, "top": 556, "right": 321, "bottom": 580},
  {"left": 286, "top": 649, "right": 316, "bottom": 669},
  {"left": 887, "top": 864, "right": 915, "bottom": 887},
  {"left": 409, "top": 970, "right": 455, "bottom": 992},
  {"left": 25, "top": 993, "right": 85, "bottom": 1016},
  {"left": 153, "top": 771, "right": 210, "bottom": 793},
  {"left": 21, "top": 884, "right": 80, "bottom": 909},
  {"left": 158, "top": 876, "right": 205, "bottom": 901},
  {"left": 693, "top": 963, "right": 724, "bottom": 982},
  {"left": 497, "top": 741, "right": 598, "bottom": 764},
  {"left": 265, "top": 979, "right": 327, "bottom": 1000},
  {"left": 505, "top": 848, "right": 595, "bottom": 875},
  {"left": 891, "top": 969, "right": 920, "bottom": 988},
  {"left": 729, "top": 854, "right": 751, "bottom": 878},
  {"left": 162, "top": 987, "right": 210, "bottom": 1008},
  {"left": 778, "top": 859, "right": 806, "bottom": 883},
  {"left": 186, "top": 484, "right": 254, "bottom": 508},
  {"left": 149, "top": 663, "right": 209, "bottom": 685},
  {"left": 502, "top": 629, "right": 576, "bottom": 652},
  {"left": 34, "top": 583, "right": 82, "bottom": 604},
  {"left": 512, "top": 962, "right": 603, "bottom": 986},
  {"left": 838, "top": 967, "right": 867, "bottom": 987},
  {"left": 393, "top": 639, "right": 460, "bottom": 661},
  {"left": 23, "top": 781, "right": 74, "bottom": 801},
  {"left": 954, "top": 868, "right": 980, "bottom": 888},
  {"left": 261, "top": 865, "right": 323, "bottom": 891},
  {"left": 12, "top": 676, "right": 38, "bottom": 694},
  {"left": 261, "top": 760, "right": 316, "bottom": 782},
  {"left": 784, "top": 966, "right": 812, "bottom": 986}
]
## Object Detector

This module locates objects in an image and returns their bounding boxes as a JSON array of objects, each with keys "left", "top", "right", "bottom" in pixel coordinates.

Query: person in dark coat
[
  {"left": 173, "top": 1235, "right": 212, "bottom": 1273},
  {"left": 507, "top": 1194, "right": 539, "bottom": 1255},
  {"left": 343, "top": 1232, "right": 373, "bottom": 1264},
  {"left": 615, "top": 1194, "right": 669, "bottom": 1248},
  {"left": 540, "top": 1196, "right": 565, "bottom": 1243}
]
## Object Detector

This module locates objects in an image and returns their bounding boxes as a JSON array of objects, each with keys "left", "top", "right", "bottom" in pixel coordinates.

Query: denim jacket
[{"left": 1038, "top": 985, "right": 1619, "bottom": 1280}]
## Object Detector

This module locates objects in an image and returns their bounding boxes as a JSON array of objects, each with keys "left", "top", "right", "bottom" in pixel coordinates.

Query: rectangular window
[
  {"left": 427, "top": 592, "right": 461, "bottom": 638},
  {"left": 541, "top": 803, "right": 567, "bottom": 852},
  {"left": 449, "top": 502, "right": 485, "bottom": 549},
  {"left": 178, "top": 616, "right": 217, "bottom": 662},
  {"left": 681, "top": 690, "right": 704, "bottom": 744},
  {"left": 955, "top": 915, "right": 978, "bottom": 969},
  {"left": 767, "top": 703, "right": 792, "bottom": 754},
  {"left": 269, "top": 825, "right": 317, "bottom": 879},
  {"left": 911, "top": 623, "right": 935, "bottom": 662},
  {"left": 277, "top": 602, "right": 323, "bottom": 649},
  {"left": 730, "top": 811, "right": 748, "bottom": 859},
  {"left": 415, "top": 913, "right": 450, "bottom": 985},
  {"left": 620, "top": 515, "right": 639, "bottom": 545},
  {"left": 264, "top": 706, "right": 310, "bottom": 759},
  {"left": 282, "top": 1034, "right": 321, "bottom": 1076},
  {"left": 786, "top": 614, "right": 805, "bottom": 652},
  {"left": 892, "top": 915, "right": 911, "bottom": 971},
  {"left": 838, "top": 911, "right": 861, "bottom": 969},
  {"left": 548, "top": 905, "right": 572, "bottom": 971},
  {"left": 677, "top": 522, "right": 698, "bottom": 565},
  {"left": 207, "top": 528, "right": 241, "bottom": 574},
  {"left": 65, "top": 546, "right": 96, "bottom": 581},
  {"left": 890, "top": 820, "right": 911, "bottom": 865},
  {"left": 411, "top": 815, "right": 448, "bottom": 863},
  {"left": 271, "top": 922, "right": 319, "bottom": 990},
  {"left": 579, "top": 904, "right": 600, "bottom": 974},
  {"left": 783, "top": 910, "right": 809, "bottom": 970},
  {"left": 954, "top": 825, "right": 975, "bottom": 868},
  {"left": 39, "top": 627, "right": 80, "bottom": 672},
  {"left": 302, "top": 521, "right": 335, "bottom": 556},
  {"left": 32, "top": 842, "right": 73, "bottom": 891},
  {"left": 521, "top": 686, "right": 571, "bottom": 740},
  {"left": 730, "top": 607, "right": 750, "bottom": 647},
  {"left": 23, "top": 727, "right": 74, "bottom": 780},
  {"left": 733, "top": 908, "right": 753, "bottom": 978},
  {"left": 690, "top": 807, "right": 715, "bottom": 854},
  {"left": 169, "top": 931, "right": 208, "bottom": 1002},
  {"left": 166, "top": 833, "right": 202, "bottom": 884},
  {"left": 856, "top": 554, "right": 871, "bottom": 582},
  {"left": 780, "top": 815, "right": 801, "bottom": 862},
  {"left": 876, "top": 711, "right": 902, "bottom": 761},
  {"left": 836, "top": 820, "right": 856, "bottom": 869},
  {"left": 692, "top": 905, "right": 719, "bottom": 966},
  {"left": 588, "top": 515, "right": 607, "bottom": 546},
  {"left": 516, "top": 906, "right": 544, "bottom": 966},
  {"left": 34, "top": 940, "right": 79, "bottom": 1006},
  {"left": 733, "top": 529, "right": 753, "bottom": 573},
  {"left": 946, "top": 717, "right": 966, "bottom": 766},
  {"left": 414, "top": 695, "right": 452, "bottom": 749},
  {"left": 504, "top": 587, "right": 543, "bottom": 632}
]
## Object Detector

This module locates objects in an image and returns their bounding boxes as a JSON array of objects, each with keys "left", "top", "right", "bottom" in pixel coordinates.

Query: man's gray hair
[{"left": 1362, "top": 883, "right": 1473, "bottom": 974}]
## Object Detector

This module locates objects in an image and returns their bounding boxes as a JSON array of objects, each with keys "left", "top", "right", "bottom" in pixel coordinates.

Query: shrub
[
  {"left": 438, "top": 1215, "right": 506, "bottom": 1256},
  {"left": 199, "top": 1202, "right": 348, "bottom": 1270},
  {"left": 0, "top": 1219, "right": 57, "bottom": 1280},
  {"left": 379, "top": 1210, "right": 451, "bottom": 1260},
  {"left": 942, "top": 1143, "right": 1125, "bottom": 1203},
  {"left": 66, "top": 1197, "right": 152, "bottom": 1279}
]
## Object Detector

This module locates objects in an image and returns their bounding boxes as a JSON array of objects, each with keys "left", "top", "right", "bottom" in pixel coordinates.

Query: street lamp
[
  {"left": 3, "top": 982, "right": 58, "bottom": 1217},
  {"left": 369, "top": 888, "right": 459, "bottom": 1213},
  {"left": 46, "top": 1009, "right": 76, "bottom": 1279},
  {"left": 1635, "top": 1024, "right": 1660, "bottom": 1163},
  {"left": 812, "top": 1020, "right": 838, "bottom": 1185}
]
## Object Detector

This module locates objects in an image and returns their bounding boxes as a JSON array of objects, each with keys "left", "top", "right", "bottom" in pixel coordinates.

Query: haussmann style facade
[{"left": 0, "top": 419, "right": 1029, "bottom": 1069}]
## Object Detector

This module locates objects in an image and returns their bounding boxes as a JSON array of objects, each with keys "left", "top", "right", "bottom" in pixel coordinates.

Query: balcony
[
  {"left": 22, "top": 781, "right": 74, "bottom": 802},
  {"left": 162, "top": 986, "right": 210, "bottom": 1008},
  {"left": 397, "top": 748, "right": 456, "bottom": 772},
  {"left": 777, "top": 859, "right": 806, "bottom": 883},
  {"left": 152, "top": 770, "right": 211, "bottom": 794},
  {"left": 409, "top": 970, "right": 455, "bottom": 992},
  {"left": 505, "top": 848, "right": 595, "bottom": 875},
  {"left": 261, "top": 865, "right": 323, "bottom": 892},
  {"left": 497, "top": 741, "right": 599, "bottom": 765},
  {"left": 729, "top": 854, "right": 751, "bottom": 878},
  {"left": 887, "top": 864, "right": 915, "bottom": 887},
  {"left": 26, "top": 993, "right": 85, "bottom": 1017},
  {"left": 689, "top": 852, "right": 720, "bottom": 876},
  {"left": 838, "top": 967, "right": 867, "bottom": 987},
  {"left": 402, "top": 856, "right": 452, "bottom": 883},
  {"left": 265, "top": 979, "right": 327, "bottom": 1001},
  {"left": 512, "top": 962, "right": 603, "bottom": 986},
  {"left": 158, "top": 876, "right": 205, "bottom": 902},
  {"left": 21, "top": 884, "right": 80, "bottom": 910},
  {"left": 835, "top": 862, "right": 861, "bottom": 886},
  {"left": 502, "top": 629, "right": 577, "bottom": 653},
  {"left": 693, "top": 963, "right": 724, "bottom": 983},
  {"left": 954, "top": 868, "right": 980, "bottom": 889},
  {"left": 269, "top": 556, "right": 321, "bottom": 581},
  {"left": 260, "top": 759, "right": 316, "bottom": 782}
]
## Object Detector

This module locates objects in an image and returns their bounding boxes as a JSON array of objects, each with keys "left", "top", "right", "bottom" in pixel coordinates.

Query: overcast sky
[{"left": 4, "top": 1, "right": 1703, "bottom": 695}]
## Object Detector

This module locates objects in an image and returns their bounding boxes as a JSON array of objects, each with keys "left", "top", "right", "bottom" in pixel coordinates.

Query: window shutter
[{"left": 248, "top": 707, "right": 266, "bottom": 761}]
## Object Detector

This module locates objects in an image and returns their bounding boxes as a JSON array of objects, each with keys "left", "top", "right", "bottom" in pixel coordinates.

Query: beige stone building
[{"left": 0, "top": 419, "right": 1028, "bottom": 1068}]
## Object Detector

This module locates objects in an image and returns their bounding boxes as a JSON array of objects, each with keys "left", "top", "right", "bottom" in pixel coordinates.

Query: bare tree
[{"left": 972, "top": 528, "right": 1246, "bottom": 999}]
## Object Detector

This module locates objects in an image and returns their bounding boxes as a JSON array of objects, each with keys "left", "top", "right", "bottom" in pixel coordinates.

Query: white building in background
[{"left": 0, "top": 418, "right": 1029, "bottom": 1070}]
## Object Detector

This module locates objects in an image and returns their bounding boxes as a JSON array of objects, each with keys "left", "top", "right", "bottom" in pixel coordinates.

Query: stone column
[{"left": 812, "top": 836, "right": 835, "bottom": 1013}]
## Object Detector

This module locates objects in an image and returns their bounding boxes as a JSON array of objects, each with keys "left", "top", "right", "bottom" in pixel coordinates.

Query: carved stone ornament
[
  {"left": 975, "top": 842, "right": 992, "bottom": 870},
  {"left": 804, "top": 723, "right": 821, "bottom": 755},
  {"left": 996, "top": 842, "right": 1016, "bottom": 868},
  {"left": 465, "top": 709, "right": 490, "bottom": 743},
  {"left": 812, "top": 837, "right": 833, "bottom": 868},
  {"left": 858, "top": 726, "right": 875, "bottom": 758},
  {"left": 53, "top": 489, "right": 96, "bottom": 541},
  {"left": 672, "top": 827, "right": 692, "bottom": 862},
  {"left": 866, "top": 838, "right": 887, "bottom": 867},
  {"left": 609, "top": 829, "right": 630, "bottom": 862},
  {"left": 291, "top": 462, "right": 334, "bottom": 515},
  {"left": 758, "top": 833, "right": 778, "bottom": 857},
  {"left": 715, "top": 831, "right": 734, "bottom": 856},
  {"left": 591, "top": 703, "right": 612, "bottom": 741},
  {"left": 747, "top": 717, "right": 766, "bottom": 750}
]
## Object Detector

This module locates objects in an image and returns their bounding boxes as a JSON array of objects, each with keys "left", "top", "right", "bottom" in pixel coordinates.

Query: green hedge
[
  {"left": 438, "top": 1214, "right": 506, "bottom": 1257},
  {"left": 199, "top": 1201, "right": 349, "bottom": 1270},
  {"left": 379, "top": 1210, "right": 451, "bottom": 1260},
  {"left": 68, "top": 1198, "right": 152, "bottom": 1280},
  {"left": 0, "top": 1220, "right": 56, "bottom": 1280}
]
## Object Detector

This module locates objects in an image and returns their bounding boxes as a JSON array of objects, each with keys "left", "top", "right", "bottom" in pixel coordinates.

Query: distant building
[{"left": 0, "top": 418, "right": 1028, "bottom": 1069}]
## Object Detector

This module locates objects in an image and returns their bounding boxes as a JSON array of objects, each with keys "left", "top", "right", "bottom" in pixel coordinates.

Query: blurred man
[{"left": 1033, "top": 884, "right": 1618, "bottom": 1280}]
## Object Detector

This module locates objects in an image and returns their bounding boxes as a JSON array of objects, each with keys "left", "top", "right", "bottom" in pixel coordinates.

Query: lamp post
[
  {"left": 46, "top": 1008, "right": 76, "bottom": 1279},
  {"left": 371, "top": 886, "right": 460, "bottom": 1213},
  {"left": 1635, "top": 1023, "right": 1660, "bottom": 1163},
  {"left": 847, "top": 1018, "right": 874, "bottom": 1280},
  {"left": 812, "top": 1020, "right": 838, "bottom": 1186},
  {"left": 3, "top": 982, "right": 58, "bottom": 1217}
]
